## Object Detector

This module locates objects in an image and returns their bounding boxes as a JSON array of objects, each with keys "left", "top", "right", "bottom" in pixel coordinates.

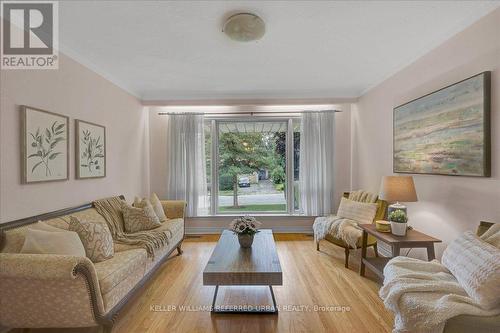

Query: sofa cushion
[
  {"left": 42, "top": 208, "right": 108, "bottom": 230},
  {"left": 134, "top": 193, "right": 167, "bottom": 222},
  {"left": 1, "top": 222, "right": 67, "bottom": 253},
  {"left": 69, "top": 216, "right": 114, "bottom": 263},
  {"left": 122, "top": 201, "right": 161, "bottom": 233},
  {"left": 442, "top": 231, "right": 500, "bottom": 310},
  {"left": 144, "top": 218, "right": 184, "bottom": 270},
  {"left": 94, "top": 248, "right": 147, "bottom": 295},
  {"left": 20, "top": 229, "right": 85, "bottom": 256}
]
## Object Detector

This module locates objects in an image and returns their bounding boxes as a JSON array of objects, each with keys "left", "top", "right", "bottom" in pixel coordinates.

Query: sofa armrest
[
  {"left": 0, "top": 253, "right": 105, "bottom": 328},
  {"left": 1, "top": 253, "right": 94, "bottom": 280},
  {"left": 161, "top": 200, "right": 187, "bottom": 219}
]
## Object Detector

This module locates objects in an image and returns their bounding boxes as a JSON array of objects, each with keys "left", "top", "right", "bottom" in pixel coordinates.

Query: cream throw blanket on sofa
[
  {"left": 380, "top": 256, "right": 500, "bottom": 333},
  {"left": 94, "top": 196, "right": 170, "bottom": 258}
]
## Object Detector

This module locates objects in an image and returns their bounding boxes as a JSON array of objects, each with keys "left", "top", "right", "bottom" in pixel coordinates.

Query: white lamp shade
[{"left": 379, "top": 176, "right": 418, "bottom": 203}]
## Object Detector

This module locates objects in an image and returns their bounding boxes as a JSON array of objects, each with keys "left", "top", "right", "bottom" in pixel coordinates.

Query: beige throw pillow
[
  {"left": 337, "top": 197, "right": 377, "bottom": 224},
  {"left": 122, "top": 201, "right": 161, "bottom": 233},
  {"left": 134, "top": 193, "right": 167, "bottom": 222},
  {"left": 150, "top": 193, "right": 167, "bottom": 222},
  {"left": 69, "top": 216, "right": 114, "bottom": 263},
  {"left": 442, "top": 231, "right": 500, "bottom": 310},
  {"left": 20, "top": 228, "right": 86, "bottom": 256},
  {"left": 480, "top": 223, "right": 500, "bottom": 248}
]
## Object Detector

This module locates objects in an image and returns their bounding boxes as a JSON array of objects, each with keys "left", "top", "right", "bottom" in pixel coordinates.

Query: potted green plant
[{"left": 388, "top": 209, "right": 408, "bottom": 236}]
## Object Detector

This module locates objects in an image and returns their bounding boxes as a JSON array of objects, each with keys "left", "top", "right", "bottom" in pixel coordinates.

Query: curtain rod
[{"left": 157, "top": 110, "right": 341, "bottom": 116}]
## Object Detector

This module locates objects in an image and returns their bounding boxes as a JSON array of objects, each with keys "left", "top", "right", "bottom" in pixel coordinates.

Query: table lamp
[{"left": 379, "top": 176, "right": 418, "bottom": 217}]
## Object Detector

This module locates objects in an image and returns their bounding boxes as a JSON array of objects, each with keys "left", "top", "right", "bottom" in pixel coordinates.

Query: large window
[{"left": 204, "top": 118, "right": 300, "bottom": 215}]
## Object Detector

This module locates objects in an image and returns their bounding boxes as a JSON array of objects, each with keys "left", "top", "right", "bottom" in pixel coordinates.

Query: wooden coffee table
[
  {"left": 203, "top": 229, "right": 282, "bottom": 314},
  {"left": 359, "top": 224, "right": 441, "bottom": 279}
]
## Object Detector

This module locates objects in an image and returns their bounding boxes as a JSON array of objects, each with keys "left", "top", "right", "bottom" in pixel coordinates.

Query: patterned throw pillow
[
  {"left": 122, "top": 201, "right": 161, "bottom": 233},
  {"left": 133, "top": 193, "right": 167, "bottom": 222},
  {"left": 69, "top": 216, "right": 114, "bottom": 263},
  {"left": 337, "top": 197, "right": 377, "bottom": 224}
]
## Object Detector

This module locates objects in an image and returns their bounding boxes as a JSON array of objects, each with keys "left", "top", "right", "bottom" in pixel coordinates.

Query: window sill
[{"left": 190, "top": 213, "right": 311, "bottom": 218}]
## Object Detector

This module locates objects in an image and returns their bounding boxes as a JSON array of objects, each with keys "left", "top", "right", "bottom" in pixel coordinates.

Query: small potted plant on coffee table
[
  {"left": 229, "top": 216, "right": 262, "bottom": 248},
  {"left": 388, "top": 209, "right": 408, "bottom": 236}
]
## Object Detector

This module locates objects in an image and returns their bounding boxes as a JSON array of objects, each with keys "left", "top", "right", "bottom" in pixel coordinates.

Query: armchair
[{"left": 316, "top": 191, "right": 387, "bottom": 268}]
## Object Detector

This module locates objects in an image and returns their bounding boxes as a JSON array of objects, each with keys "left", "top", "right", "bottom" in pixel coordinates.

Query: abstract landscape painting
[
  {"left": 394, "top": 72, "right": 490, "bottom": 176},
  {"left": 76, "top": 120, "right": 106, "bottom": 179},
  {"left": 22, "top": 106, "right": 69, "bottom": 183}
]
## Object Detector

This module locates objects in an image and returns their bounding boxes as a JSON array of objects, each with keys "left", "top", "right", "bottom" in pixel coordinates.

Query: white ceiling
[{"left": 59, "top": 1, "right": 500, "bottom": 101}]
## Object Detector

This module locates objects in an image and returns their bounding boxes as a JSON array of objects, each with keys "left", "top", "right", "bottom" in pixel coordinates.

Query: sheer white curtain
[
  {"left": 299, "top": 112, "right": 336, "bottom": 216},
  {"left": 165, "top": 114, "right": 208, "bottom": 217}
]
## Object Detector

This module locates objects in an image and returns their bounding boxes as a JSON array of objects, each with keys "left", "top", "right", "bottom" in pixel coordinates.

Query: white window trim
[{"left": 205, "top": 116, "right": 300, "bottom": 216}]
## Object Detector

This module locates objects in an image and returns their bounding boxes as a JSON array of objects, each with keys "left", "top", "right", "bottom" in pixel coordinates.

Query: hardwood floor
[{"left": 16, "top": 234, "right": 394, "bottom": 333}]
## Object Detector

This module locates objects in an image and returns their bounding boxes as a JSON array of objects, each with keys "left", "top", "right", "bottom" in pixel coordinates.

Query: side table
[{"left": 359, "top": 224, "right": 441, "bottom": 278}]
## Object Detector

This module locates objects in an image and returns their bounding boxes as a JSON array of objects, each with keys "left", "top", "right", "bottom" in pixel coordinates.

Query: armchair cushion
[{"left": 337, "top": 197, "right": 377, "bottom": 224}]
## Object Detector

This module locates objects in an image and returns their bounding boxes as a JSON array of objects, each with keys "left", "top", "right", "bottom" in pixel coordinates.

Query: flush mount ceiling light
[{"left": 223, "top": 13, "right": 265, "bottom": 42}]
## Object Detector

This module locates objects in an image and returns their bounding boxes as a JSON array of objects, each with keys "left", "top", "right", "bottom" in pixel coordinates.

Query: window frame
[{"left": 205, "top": 116, "right": 299, "bottom": 216}]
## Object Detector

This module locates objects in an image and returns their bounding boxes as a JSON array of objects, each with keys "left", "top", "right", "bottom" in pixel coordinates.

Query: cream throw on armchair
[{"left": 313, "top": 191, "right": 378, "bottom": 249}]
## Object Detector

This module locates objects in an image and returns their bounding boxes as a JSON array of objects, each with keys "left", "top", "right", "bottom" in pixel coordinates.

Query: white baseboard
[{"left": 185, "top": 226, "right": 313, "bottom": 235}]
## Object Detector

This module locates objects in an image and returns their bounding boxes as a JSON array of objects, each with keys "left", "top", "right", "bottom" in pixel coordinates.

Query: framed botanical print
[
  {"left": 21, "top": 106, "right": 69, "bottom": 184},
  {"left": 75, "top": 120, "right": 106, "bottom": 179}
]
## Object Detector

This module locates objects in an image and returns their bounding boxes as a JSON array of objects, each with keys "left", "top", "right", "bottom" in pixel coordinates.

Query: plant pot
[
  {"left": 390, "top": 221, "right": 407, "bottom": 236},
  {"left": 238, "top": 233, "right": 254, "bottom": 248}
]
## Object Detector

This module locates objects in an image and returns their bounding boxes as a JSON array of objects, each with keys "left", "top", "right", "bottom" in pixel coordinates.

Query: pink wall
[
  {"left": 0, "top": 53, "right": 150, "bottom": 222},
  {"left": 352, "top": 9, "right": 500, "bottom": 258}
]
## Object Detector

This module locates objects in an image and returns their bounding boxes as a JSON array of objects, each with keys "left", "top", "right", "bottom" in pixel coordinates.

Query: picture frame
[
  {"left": 393, "top": 72, "right": 491, "bottom": 177},
  {"left": 75, "top": 119, "right": 106, "bottom": 179},
  {"left": 21, "top": 105, "right": 69, "bottom": 184}
]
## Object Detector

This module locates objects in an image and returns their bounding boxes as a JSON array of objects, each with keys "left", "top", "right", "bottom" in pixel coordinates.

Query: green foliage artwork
[
  {"left": 80, "top": 129, "right": 104, "bottom": 173},
  {"left": 76, "top": 120, "right": 106, "bottom": 179},
  {"left": 28, "top": 121, "right": 65, "bottom": 176}
]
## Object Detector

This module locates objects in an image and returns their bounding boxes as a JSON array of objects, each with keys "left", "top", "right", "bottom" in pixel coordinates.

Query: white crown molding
[
  {"left": 58, "top": 44, "right": 141, "bottom": 99},
  {"left": 142, "top": 97, "right": 358, "bottom": 107}
]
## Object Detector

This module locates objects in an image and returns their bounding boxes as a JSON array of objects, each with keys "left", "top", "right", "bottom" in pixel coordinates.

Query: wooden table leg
[
  {"left": 426, "top": 244, "right": 436, "bottom": 261},
  {"left": 359, "top": 230, "right": 368, "bottom": 276},
  {"left": 392, "top": 244, "right": 400, "bottom": 257}
]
